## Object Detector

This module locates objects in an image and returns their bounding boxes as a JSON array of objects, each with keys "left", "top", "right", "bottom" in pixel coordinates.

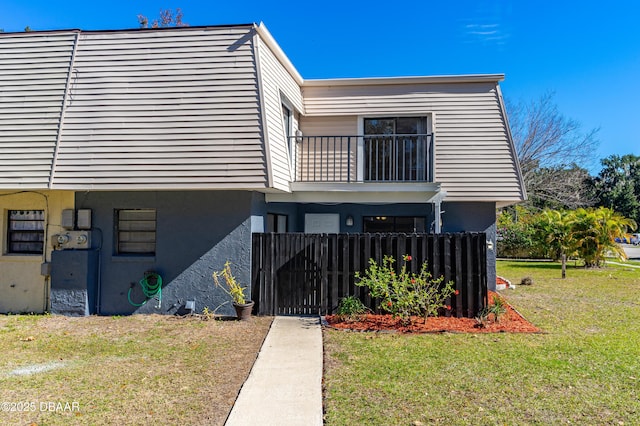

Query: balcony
[{"left": 292, "top": 134, "right": 434, "bottom": 183}]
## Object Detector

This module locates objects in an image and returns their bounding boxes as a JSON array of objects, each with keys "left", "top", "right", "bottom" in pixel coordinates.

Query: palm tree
[
  {"left": 534, "top": 209, "right": 576, "bottom": 261},
  {"left": 571, "top": 207, "right": 637, "bottom": 267}
]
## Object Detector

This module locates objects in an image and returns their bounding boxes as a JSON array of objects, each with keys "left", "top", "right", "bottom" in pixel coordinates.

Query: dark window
[
  {"left": 7, "top": 210, "right": 44, "bottom": 254},
  {"left": 267, "top": 213, "right": 288, "bottom": 233},
  {"left": 363, "top": 116, "right": 429, "bottom": 181},
  {"left": 282, "top": 104, "right": 295, "bottom": 163},
  {"left": 363, "top": 216, "right": 426, "bottom": 233},
  {"left": 282, "top": 105, "right": 292, "bottom": 140},
  {"left": 116, "top": 209, "right": 156, "bottom": 255}
]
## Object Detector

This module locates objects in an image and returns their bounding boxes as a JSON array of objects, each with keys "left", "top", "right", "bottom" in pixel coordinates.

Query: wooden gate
[{"left": 251, "top": 233, "right": 487, "bottom": 318}]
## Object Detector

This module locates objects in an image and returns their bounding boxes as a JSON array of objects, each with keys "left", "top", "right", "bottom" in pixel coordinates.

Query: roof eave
[
  {"left": 0, "top": 23, "right": 256, "bottom": 36},
  {"left": 303, "top": 74, "right": 505, "bottom": 87},
  {"left": 254, "top": 22, "right": 304, "bottom": 86}
]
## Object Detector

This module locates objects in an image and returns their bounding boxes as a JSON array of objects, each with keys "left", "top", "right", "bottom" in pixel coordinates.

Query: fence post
[{"left": 320, "top": 234, "right": 329, "bottom": 315}]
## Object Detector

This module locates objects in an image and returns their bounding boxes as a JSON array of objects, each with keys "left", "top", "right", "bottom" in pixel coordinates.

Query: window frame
[
  {"left": 6, "top": 209, "right": 45, "bottom": 255},
  {"left": 359, "top": 114, "right": 433, "bottom": 182},
  {"left": 363, "top": 216, "right": 426, "bottom": 233},
  {"left": 267, "top": 213, "right": 288, "bottom": 233},
  {"left": 115, "top": 208, "right": 157, "bottom": 256}
]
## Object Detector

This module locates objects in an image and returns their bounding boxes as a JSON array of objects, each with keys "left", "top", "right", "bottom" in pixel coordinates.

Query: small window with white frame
[
  {"left": 282, "top": 104, "right": 292, "bottom": 141},
  {"left": 281, "top": 96, "right": 303, "bottom": 174},
  {"left": 7, "top": 210, "right": 45, "bottom": 254},
  {"left": 115, "top": 209, "right": 156, "bottom": 255}
]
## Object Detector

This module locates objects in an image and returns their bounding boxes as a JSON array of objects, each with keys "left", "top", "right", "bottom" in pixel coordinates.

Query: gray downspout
[{"left": 432, "top": 192, "right": 446, "bottom": 233}]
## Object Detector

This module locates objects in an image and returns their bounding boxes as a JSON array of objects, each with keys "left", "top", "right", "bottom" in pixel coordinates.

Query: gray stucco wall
[
  {"left": 267, "top": 203, "right": 434, "bottom": 233},
  {"left": 442, "top": 201, "right": 497, "bottom": 291},
  {"left": 63, "top": 192, "right": 495, "bottom": 316},
  {"left": 75, "top": 191, "right": 264, "bottom": 315},
  {"left": 267, "top": 201, "right": 496, "bottom": 290}
]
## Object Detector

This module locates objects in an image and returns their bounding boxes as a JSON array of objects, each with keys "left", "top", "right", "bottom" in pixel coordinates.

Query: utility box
[
  {"left": 50, "top": 250, "right": 99, "bottom": 316},
  {"left": 77, "top": 209, "right": 92, "bottom": 230},
  {"left": 61, "top": 209, "right": 75, "bottom": 230}
]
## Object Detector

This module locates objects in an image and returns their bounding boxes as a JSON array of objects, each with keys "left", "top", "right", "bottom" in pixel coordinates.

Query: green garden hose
[{"left": 128, "top": 272, "right": 163, "bottom": 307}]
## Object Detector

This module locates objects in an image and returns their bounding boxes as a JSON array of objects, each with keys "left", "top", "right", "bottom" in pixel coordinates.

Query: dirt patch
[{"left": 325, "top": 292, "right": 541, "bottom": 334}]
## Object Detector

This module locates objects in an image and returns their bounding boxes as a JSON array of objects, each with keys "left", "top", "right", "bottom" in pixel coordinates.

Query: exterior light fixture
[
  {"left": 345, "top": 215, "right": 354, "bottom": 227},
  {"left": 295, "top": 129, "right": 304, "bottom": 143}
]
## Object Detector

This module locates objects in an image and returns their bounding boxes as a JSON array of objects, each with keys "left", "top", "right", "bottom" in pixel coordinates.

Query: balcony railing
[{"left": 292, "top": 134, "right": 434, "bottom": 183}]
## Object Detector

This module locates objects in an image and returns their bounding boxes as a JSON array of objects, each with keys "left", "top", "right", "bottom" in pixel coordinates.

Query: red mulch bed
[{"left": 325, "top": 292, "right": 541, "bottom": 334}]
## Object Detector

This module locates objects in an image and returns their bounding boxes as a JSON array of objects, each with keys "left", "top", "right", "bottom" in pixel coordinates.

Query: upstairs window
[
  {"left": 7, "top": 210, "right": 45, "bottom": 254},
  {"left": 363, "top": 117, "right": 430, "bottom": 181},
  {"left": 282, "top": 103, "right": 296, "bottom": 171},
  {"left": 116, "top": 209, "right": 156, "bottom": 255},
  {"left": 282, "top": 104, "right": 292, "bottom": 140}
]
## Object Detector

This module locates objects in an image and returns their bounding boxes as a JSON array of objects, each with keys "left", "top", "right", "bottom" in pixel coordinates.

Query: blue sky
[{"left": 3, "top": 1, "right": 639, "bottom": 173}]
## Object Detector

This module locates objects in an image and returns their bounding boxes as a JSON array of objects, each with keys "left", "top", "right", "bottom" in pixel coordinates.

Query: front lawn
[
  {"left": 0, "top": 314, "right": 272, "bottom": 425},
  {"left": 323, "top": 261, "right": 640, "bottom": 425}
]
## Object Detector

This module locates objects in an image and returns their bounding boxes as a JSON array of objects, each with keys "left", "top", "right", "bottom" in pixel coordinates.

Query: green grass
[
  {"left": 323, "top": 261, "right": 640, "bottom": 425},
  {"left": 0, "top": 314, "right": 272, "bottom": 425}
]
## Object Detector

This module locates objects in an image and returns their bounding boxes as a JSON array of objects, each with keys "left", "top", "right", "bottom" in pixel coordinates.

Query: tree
[
  {"left": 570, "top": 207, "right": 637, "bottom": 267},
  {"left": 507, "top": 92, "right": 599, "bottom": 208},
  {"left": 590, "top": 154, "right": 640, "bottom": 225},
  {"left": 497, "top": 206, "right": 637, "bottom": 268},
  {"left": 526, "top": 165, "right": 594, "bottom": 209},
  {"left": 138, "top": 8, "right": 188, "bottom": 28},
  {"left": 532, "top": 209, "right": 575, "bottom": 261}
]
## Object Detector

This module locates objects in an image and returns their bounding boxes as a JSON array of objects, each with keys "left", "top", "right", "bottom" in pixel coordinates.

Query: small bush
[
  {"left": 475, "top": 294, "right": 507, "bottom": 326},
  {"left": 355, "top": 255, "right": 455, "bottom": 324},
  {"left": 335, "top": 296, "right": 368, "bottom": 322},
  {"left": 489, "top": 294, "right": 507, "bottom": 322}
]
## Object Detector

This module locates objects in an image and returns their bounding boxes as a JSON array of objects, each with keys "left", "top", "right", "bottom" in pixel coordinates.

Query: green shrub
[
  {"left": 497, "top": 207, "right": 538, "bottom": 258},
  {"left": 475, "top": 294, "right": 507, "bottom": 327},
  {"left": 335, "top": 296, "right": 368, "bottom": 322},
  {"left": 355, "top": 255, "right": 455, "bottom": 324}
]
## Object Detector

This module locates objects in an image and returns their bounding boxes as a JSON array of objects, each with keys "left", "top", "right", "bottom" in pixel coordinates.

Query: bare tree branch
[
  {"left": 526, "top": 166, "right": 595, "bottom": 209},
  {"left": 507, "top": 92, "right": 599, "bottom": 208},
  {"left": 138, "top": 8, "right": 189, "bottom": 29}
]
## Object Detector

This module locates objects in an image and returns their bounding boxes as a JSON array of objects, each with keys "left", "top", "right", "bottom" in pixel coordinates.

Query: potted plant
[{"left": 213, "top": 261, "right": 254, "bottom": 320}]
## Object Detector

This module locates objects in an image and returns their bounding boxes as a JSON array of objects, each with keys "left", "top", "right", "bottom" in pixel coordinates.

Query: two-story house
[{"left": 0, "top": 23, "right": 525, "bottom": 315}]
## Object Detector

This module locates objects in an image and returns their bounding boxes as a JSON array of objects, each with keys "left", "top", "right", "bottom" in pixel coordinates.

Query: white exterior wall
[
  {"left": 53, "top": 27, "right": 267, "bottom": 189},
  {"left": 302, "top": 81, "right": 524, "bottom": 203},
  {"left": 0, "top": 32, "right": 77, "bottom": 189},
  {"left": 0, "top": 26, "right": 523, "bottom": 202},
  {"left": 299, "top": 116, "right": 357, "bottom": 136},
  {"left": 255, "top": 36, "right": 304, "bottom": 192},
  {"left": 298, "top": 116, "right": 358, "bottom": 181}
]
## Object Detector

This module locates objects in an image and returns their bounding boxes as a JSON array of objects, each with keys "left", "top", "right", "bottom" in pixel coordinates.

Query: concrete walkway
[
  {"left": 605, "top": 260, "right": 640, "bottom": 269},
  {"left": 225, "top": 316, "right": 324, "bottom": 426}
]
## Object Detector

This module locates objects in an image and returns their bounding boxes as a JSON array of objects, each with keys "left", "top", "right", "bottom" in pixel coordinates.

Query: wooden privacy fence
[{"left": 251, "top": 232, "right": 488, "bottom": 318}]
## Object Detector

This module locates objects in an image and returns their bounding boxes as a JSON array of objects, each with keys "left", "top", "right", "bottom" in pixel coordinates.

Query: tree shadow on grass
[{"left": 499, "top": 261, "right": 584, "bottom": 271}]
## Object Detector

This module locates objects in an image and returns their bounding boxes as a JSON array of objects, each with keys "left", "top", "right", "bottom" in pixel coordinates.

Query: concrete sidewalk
[
  {"left": 225, "top": 316, "right": 323, "bottom": 426},
  {"left": 605, "top": 260, "right": 640, "bottom": 269}
]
